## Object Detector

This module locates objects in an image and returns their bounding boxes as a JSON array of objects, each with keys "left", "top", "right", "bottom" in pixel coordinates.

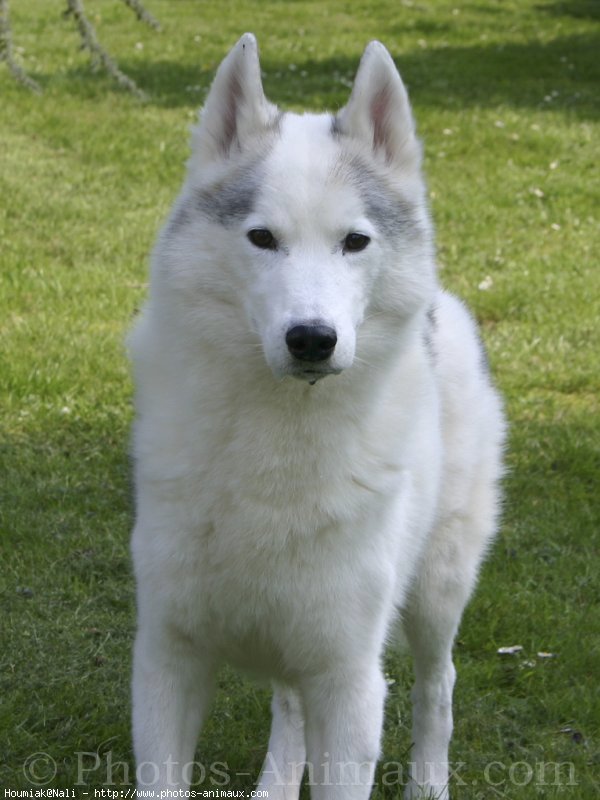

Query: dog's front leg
[
  {"left": 257, "top": 684, "right": 306, "bottom": 799},
  {"left": 301, "top": 666, "right": 386, "bottom": 800},
  {"left": 132, "top": 623, "right": 216, "bottom": 790}
]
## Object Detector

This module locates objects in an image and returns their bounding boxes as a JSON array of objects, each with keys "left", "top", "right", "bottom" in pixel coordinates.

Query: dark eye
[
  {"left": 247, "top": 228, "right": 277, "bottom": 250},
  {"left": 343, "top": 232, "right": 370, "bottom": 253}
]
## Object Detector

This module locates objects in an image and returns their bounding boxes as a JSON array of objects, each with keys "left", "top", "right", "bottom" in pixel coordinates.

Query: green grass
[{"left": 1, "top": 0, "right": 598, "bottom": 796}]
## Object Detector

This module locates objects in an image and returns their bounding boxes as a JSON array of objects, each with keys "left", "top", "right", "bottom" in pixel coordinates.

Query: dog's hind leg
[
  {"left": 257, "top": 685, "right": 306, "bottom": 799},
  {"left": 402, "top": 479, "right": 499, "bottom": 800},
  {"left": 132, "top": 623, "right": 216, "bottom": 789}
]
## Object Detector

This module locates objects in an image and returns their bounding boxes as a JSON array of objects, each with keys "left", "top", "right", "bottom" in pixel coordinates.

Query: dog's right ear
[{"left": 192, "top": 33, "right": 279, "bottom": 165}]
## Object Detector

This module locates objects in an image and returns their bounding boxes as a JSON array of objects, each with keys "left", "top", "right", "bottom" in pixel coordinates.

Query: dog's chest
[
  {"left": 167, "top": 410, "right": 408, "bottom": 671},
  {"left": 193, "top": 492, "right": 399, "bottom": 677}
]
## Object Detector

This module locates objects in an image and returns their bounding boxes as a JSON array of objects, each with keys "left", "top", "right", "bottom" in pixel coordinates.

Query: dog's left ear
[
  {"left": 192, "top": 33, "right": 279, "bottom": 165},
  {"left": 335, "top": 42, "right": 421, "bottom": 170}
]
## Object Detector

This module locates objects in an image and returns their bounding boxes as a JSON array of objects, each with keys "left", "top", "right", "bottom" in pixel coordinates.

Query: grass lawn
[{"left": 1, "top": 0, "right": 598, "bottom": 796}]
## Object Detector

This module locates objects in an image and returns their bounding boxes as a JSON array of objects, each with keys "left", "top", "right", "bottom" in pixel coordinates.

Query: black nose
[{"left": 285, "top": 324, "right": 337, "bottom": 362}]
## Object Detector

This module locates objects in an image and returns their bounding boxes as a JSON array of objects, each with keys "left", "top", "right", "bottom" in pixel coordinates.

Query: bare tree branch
[
  {"left": 1, "top": 0, "right": 160, "bottom": 97},
  {"left": 0, "top": 0, "right": 42, "bottom": 92},
  {"left": 120, "top": 0, "right": 161, "bottom": 31},
  {"left": 65, "top": 0, "right": 148, "bottom": 100}
]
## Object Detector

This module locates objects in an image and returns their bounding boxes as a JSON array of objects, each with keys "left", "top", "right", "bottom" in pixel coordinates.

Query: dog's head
[{"left": 161, "top": 34, "right": 436, "bottom": 382}]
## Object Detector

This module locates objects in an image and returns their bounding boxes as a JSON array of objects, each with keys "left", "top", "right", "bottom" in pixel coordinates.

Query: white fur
[{"left": 129, "top": 34, "right": 505, "bottom": 800}]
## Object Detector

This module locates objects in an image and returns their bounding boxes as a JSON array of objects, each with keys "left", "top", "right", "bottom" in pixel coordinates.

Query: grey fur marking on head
[
  {"left": 193, "top": 113, "right": 284, "bottom": 227},
  {"left": 332, "top": 146, "right": 422, "bottom": 241},
  {"left": 167, "top": 112, "right": 284, "bottom": 236},
  {"left": 195, "top": 163, "right": 262, "bottom": 227},
  {"left": 163, "top": 162, "right": 263, "bottom": 239}
]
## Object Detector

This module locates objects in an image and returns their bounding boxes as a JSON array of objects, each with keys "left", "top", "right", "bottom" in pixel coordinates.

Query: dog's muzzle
[
  {"left": 285, "top": 323, "right": 337, "bottom": 362},
  {"left": 284, "top": 323, "right": 339, "bottom": 384}
]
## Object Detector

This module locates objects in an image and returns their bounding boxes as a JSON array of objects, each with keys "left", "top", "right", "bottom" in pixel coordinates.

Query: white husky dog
[{"left": 129, "top": 34, "right": 505, "bottom": 800}]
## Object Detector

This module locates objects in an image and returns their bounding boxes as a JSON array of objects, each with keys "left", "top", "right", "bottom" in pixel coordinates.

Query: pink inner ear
[
  {"left": 370, "top": 84, "right": 393, "bottom": 156},
  {"left": 220, "top": 70, "right": 244, "bottom": 155}
]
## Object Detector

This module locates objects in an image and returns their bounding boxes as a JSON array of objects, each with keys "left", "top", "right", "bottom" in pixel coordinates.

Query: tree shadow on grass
[
  {"left": 54, "top": 30, "right": 599, "bottom": 120},
  {"left": 391, "top": 32, "right": 598, "bottom": 118},
  {"left": 537, "top": 0, "right": 600, "bottom": 20}
]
